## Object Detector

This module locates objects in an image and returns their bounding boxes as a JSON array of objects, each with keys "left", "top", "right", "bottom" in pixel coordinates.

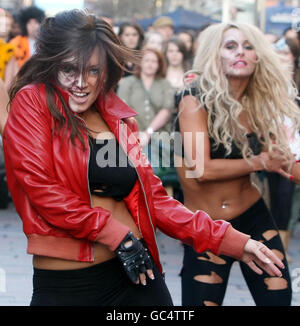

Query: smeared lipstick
[{"left": 233, "top": 60, "right": 247, "bottom": 68}]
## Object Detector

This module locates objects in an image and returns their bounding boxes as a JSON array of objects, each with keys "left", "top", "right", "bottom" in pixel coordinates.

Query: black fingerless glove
[{"left": 115, "top": 232, "right": 153, "bottom": 284}]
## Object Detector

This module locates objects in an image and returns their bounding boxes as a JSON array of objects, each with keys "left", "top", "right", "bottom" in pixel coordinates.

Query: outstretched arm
[
  {"left": 148, "top": 165, "right": 285, "bottom": 277},
  {"left": 127, "top": 112, "right": 285, "bottom": 279},
  {"left": 241, "top": 239, "right": 284, "bottom": 277}
]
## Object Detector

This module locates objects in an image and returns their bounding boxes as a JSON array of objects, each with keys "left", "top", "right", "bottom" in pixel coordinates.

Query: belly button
[{"left": 221, "top": 201, "right": 227, "bottom": 209}]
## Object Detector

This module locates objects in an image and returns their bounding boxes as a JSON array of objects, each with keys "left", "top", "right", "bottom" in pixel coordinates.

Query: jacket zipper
[
  {"left": 136, "top": 202, "right": 142, "bottom": 237},
  {"left": 76, "top": 116, "right": 92, "bottom": 204},
  {"left": 76, "top": 115, "right": 94, "bottom": 261},
  {"left": 132, "top": 159, "right": 162, "bottom": 262},
  {"left": 118, "top": 121, "right": 160, "bottom": 256},
  {"left": 79, "top": 117, "right": 160, "bottom": 263}
]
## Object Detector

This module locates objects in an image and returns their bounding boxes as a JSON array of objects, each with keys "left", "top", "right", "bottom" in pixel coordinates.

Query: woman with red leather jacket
[{"left": 2, "top": 10, "right": 284, "bottom": 306}]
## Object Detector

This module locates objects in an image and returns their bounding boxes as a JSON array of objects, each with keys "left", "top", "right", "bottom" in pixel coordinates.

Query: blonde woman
[{"left": 175, "top": 22, "right": 300, "bottom": 306}]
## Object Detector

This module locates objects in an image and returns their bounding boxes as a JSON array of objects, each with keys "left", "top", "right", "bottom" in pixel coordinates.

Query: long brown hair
[{"left": 9, "top": 9, "right": 139, "bottom": 148}]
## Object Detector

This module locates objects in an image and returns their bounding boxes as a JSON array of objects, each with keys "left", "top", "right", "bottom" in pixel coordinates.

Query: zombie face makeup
[
  {"left": 220, "top": 28, "right": 258, "bottom": 79},
  {"left": 58, "top": 47, "right": 101, "bottom": 113}
]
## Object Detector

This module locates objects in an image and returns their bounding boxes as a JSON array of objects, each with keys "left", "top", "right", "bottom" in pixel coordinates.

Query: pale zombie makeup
[
  {"left": 57, "top": 47, "right": 101, "bottom": 113},
  {"left": 220, "top": 28, "right": 258, "bottom": 79}
]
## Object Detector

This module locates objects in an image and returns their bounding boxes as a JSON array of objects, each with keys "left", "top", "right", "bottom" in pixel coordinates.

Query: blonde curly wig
[{"left": 183, "top": 22, "right": 300, "bottom": 161}]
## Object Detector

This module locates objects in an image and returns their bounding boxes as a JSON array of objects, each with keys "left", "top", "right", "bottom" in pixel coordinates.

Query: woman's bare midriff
[
  {"left": 33, "top": 194, "right": 142, "bottom": 270},
  {"left": 176, "top": 164, "right": 261, "bottom": 221}
]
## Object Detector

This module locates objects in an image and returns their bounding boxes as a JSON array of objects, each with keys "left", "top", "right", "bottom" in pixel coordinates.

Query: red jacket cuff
[
  {"left": 217, "top": 224, "right": 250, "bottom": 259},
  {"left": 95, "top": 217, "right": 130, "bottom": 251}
]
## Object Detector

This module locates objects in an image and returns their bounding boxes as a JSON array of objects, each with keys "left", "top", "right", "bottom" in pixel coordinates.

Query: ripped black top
[
  {"left": 88, "top": 136, "right": 138, "bottom": 201},
  {"left": 174, "top": 88, "right": 263, "bottom": 159}
]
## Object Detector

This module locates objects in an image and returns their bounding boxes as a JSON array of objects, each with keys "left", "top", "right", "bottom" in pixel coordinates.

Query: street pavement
[{"left": 1, "top": 202, "right": 300, "bottom": 306}]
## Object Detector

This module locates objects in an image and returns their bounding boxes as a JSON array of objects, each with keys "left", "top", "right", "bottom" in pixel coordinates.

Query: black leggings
[
  {"left": 30, "top": 256, "right": 173, "bottom": 306},
  {"left": 266, "top": 172, "right": 295, "bottom": 230},
  {"left": 180, "top": 198, "right": 292, "bottom": 306}
]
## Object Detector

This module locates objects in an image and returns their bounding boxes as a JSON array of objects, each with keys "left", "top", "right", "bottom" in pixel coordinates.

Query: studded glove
[{"left": 115, "top": 232, "right": 153, "bottom": 284}]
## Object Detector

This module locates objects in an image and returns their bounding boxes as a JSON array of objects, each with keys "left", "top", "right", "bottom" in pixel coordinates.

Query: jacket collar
[{"left": 96, "top": 90, "right": 137, "bottom": 123}]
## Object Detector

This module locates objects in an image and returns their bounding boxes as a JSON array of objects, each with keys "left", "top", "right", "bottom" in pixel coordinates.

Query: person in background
[
  {"left": 117, "top": 47, "right": 174, "bottom": 151},
  {"left": 282, "top": 26, "right": 298, "bottom": 41},
  {"left": 0, "top": 8, "right": 18, "bottom": 89},
  {"left": 151, "top": 16, "right": 174, "bottom": 42},
  {"left": 2, "top": 10, "right": 284, "bottom": 306},
  {"left": 265, "top": 35, "right": 300, "bottom": 262},
  {"left": 100, "top": 12, "right": 114, "bottom": 28},
  {"left": 143, "top": 30, "right": 164, "bottom": 52},
  {"left": 164, "top": 36, "right": 190, "bottom": 92},
  {"left": 7, "top": 12, "right": 22, "bottom": 42},
  {"left": 118, "top": 46, "right": 174, "bottom": 193},
  {"left": 9, "top": 6, "right": 45, "bottom": 68},
  {"left": 177, "top": 30, "right": 195, "bottom": 66},
  {"left": 264, "top": 33, "right": 277, "bottom": 44},
  {"left": 0, "top": 8, "right": 13, "bottom": 43},
  {"left": 175, "top": 22, "right": 300, "bottom": 306},
  {"left": 193, "top": 23, "right": 211, "bottom": 56},
  {"left": 118, "top": 22, "right": 144, "bottom": 78},
  {"left": 164, "top": 36, "right": 192, "bottom": 200}
]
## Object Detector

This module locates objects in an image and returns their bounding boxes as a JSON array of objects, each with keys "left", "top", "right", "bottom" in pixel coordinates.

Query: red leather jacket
[{"left": 3, "top": 84, "right": 250, "bottom": 273}]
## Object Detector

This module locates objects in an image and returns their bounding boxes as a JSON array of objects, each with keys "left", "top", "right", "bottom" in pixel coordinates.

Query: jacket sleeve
[
  {"left": 124, "top": 114, "right": 250, "bottom": 259},
  {"left": 3, "top": 86, "right": 129, "bottom": 251}
]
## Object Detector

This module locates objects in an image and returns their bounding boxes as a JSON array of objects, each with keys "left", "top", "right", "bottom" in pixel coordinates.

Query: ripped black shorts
[{"left": 180, "top": 198, "right": 292, "bottom": 306}]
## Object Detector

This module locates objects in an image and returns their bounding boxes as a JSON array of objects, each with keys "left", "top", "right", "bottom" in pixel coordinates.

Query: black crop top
[
  {"left": 88, "top": 136, "right": 138, "bottom": 201},
  {"left": 174, "top": 88, "right": 263, "bottom": 159}
]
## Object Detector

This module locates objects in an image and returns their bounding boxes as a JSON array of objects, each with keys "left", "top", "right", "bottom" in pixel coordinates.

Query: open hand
[
  {"left": 241, "top": 239, "right": 285, "bottom": 277},
  {"left": 258, "top": 151, "right": 293, "bottom": 179}
]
